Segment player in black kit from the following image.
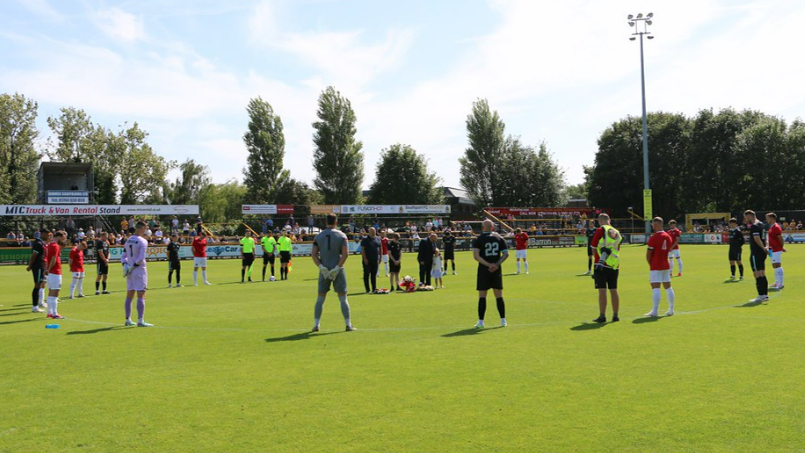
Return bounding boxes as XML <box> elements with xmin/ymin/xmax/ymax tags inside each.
<box><xmin>442</xmin><ymin>230</ymin><xmax>457</xmax><ymax>275</ymax></box>
<box><xmin>585</xmin><ymin>219</ymin><xmax>597</xmax><ymax>275</ymax></box>
<box><xmin>27</xmin><ymin>229</ymin><xmax>50</xmax><ymax>312</ymax></box>
<box><xmin>727</xmin><ymin>218</ymin><xmax>745</xmax><ymax>280</ymax></box>
<box><xmin>471</xmin><ymin>219</ymin><xmax>510</xmax><ymax>329</ymax></box>
<box><xmin>95</xmin><ymin>232</ymin><xmax>111</xmax><ymax>295</ymax></box>
<box><xmin>744</xmin><ymin>210</ymin><xmax>769</xmax><ymax>303</ymax></box>
<box><xmin>168</xmin><ymin>233</ymin><xmax>182</xmax><ymax>287</ymax></box>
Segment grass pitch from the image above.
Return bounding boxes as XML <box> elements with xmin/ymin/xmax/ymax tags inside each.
<box><xmin>1</xmin><ymin>245</ymin><xmax>804</xmax><ymax>452</ymax></box>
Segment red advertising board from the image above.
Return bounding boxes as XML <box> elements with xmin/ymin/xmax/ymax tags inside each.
<box><xmin>487</xmin><ymin>207</ymin><xmax>596</xmax><ymax>218</ymax></box>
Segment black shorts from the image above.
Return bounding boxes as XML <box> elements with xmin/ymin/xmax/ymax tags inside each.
<box><xmin>587</xmin><ymin>245</ymin><xmax>594</xmax><ymax>256</ymax></box>
<box><xmin>594</xmin><ymin>267</ymin><xmax>619</xmax><ymax>290</ymax></box>
<box><xmin>263</xmin><ymin>253</ymin><xmax>275</xmax><ymax>265</ymax></box>
<box><xmin>169</xmin><ymin>260</ymin><xmax>181</xmax><ymax>271</ymax></box>
<box><xmin>97</xmin><ymin>261</ymin><xmax>109</xmax><ymax>275</ymax></box>
<box><xmin>389</xmin><ymin>261</ymin><xmax>401</xmax><ymax>274</ymax></box>
<box><xmin>31</xmin><ymin>266</ymin><xmax>45</xmax><ymax>284</ymax></box>
<box><xmin>280</xmin><ymin>251</ymin><xmax>291</xmax><ymax>263</ymax></box>
<box><xmin>728</xmin><ymin>248</ymin><xmax>743</xmax><ymax>262</ymax></box>
<box><xmin>444</xmin><ymin>249</ymin><xmax>455</xmax><ymax>261</ymax></box>
<box><xmin>750</xmin><ymin>253</ymin><xmax>766</xmax><ymax>272</ymax></box>
<box><xmin>242</xmin><ymin>253</ymin><xmax>255</xmax><ymax>267</ymax></box>
<box><xmin>477</xmin><ymin>266</ymin><xmax>503</xmax><ymax>291</ymax></box>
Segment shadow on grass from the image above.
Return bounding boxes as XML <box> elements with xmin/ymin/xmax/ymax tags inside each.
<box><xmin>66</xmin><ymin>326</ymin><xmax>122</xmax><ymax>335</ymax></box>
<box><xmin>570</xmin><ymin>322</ymin><xmax>607</xmax><ymax>331</ymax></box>
<box><xmin>264</xmin><ymin>331</ymin><xmax>343</xmax><ymax>343</ymax></box>
<box><xmin>576</xmin><ymin>273</ymin><xmax>593</xmax><ymax>277</ymax></box>
<box><xmin>0</xmin><ymin>306</ymin><xmax>30</xmax><ymax>313</ymax></box>
<box><xmin>0</xmin><ymin>317</ymin><xmax>42</xmax><ymax>326</ymax></box>
<box><xmin>737</xmin><ymin>300</ymin><xmax>767</xmax><ymax>308</ymax></box>
<box><xmin>0</xmin><ymin>310</ymin><xmax>33</xmax><ymax>317</ymax></box>
<box><xmin>442</xmin><ymin>326</ymin><xmax>503</xmax><ymax>337</ymax></box>
<box><xmin>632</xmin><ymin>316</ymin><xmax>663</xmax><ymax>324</ymax></box>
<box><xmin>722</xmin><ymin>279</ymin><xmax>742</xmax><ymax>284</ymax></box>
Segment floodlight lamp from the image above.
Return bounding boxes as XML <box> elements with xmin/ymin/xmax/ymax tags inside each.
<box><xmin>637</xmin><ymin>13</ymin><xmax>643</xmax><ymax>19</ymax></box>
<box><xmin>647</xmin><ymin>12</ymin><xmax>653</xmax><ymax>18</ymax></box>
<box><xmin>647</xmin><ymin>20</ymin><xmax>652</xmax><ymax>25</ymax></box>
<box><xmin>629</xmin><ymin>37</ymin><xmax>636</xmax><ymax>41</ymax></box>
<box><xmin>647</xmin><ymin>35</ymin><xmax>655</xmax><ymax>39</ymax></box>
<box><xmin>628</xmin><ymin>14</ymin><xmax>634</xmax><ymax>20</ymax></box>
<box><xmin>629</xmin><ymin>21</ymin><xmax>635</xmax><ymax>26</ymax></box>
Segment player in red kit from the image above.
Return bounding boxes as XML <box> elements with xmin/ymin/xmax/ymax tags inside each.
<box><xmin>646</xmin><ymin>217</ymin><xmax>676</xmax><ymax>317</ymax></box>
<box><xmin>667</xmin><ymin>220</ymin><xmax>683</xmax><ymax>276</ymax></box>
<box><xmin>513</xmin><ymin>228</ymin><xmax>529</xmax><ymax>274</ymax></box>
<box><xmin>192</xmin><ymin>232</ymin><xmax>211</xmax><ymax>286</ymax></box>
<box><xmin>765</xmin><ymin>213</ymin><xmax>785</xmax><ymax>290</ymax></box>
<box><xmin>68</xmin><ymin>238</ymin><xmax>87</xmax><ymax>299</ymax></box>
<box><xmin>45</xmin><ymin>231</ymin><xmax>67</xmax><ymax>319</ymax></box>
<box><xmin>379</xmin><ymin>230</ymin><xmax>390</xmax><ymax>277</ymax></box>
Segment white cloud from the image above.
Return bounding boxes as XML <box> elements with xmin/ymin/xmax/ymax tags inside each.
<box><xmin>93</xmin><ymin>7</ymin><xmax>146</xmax><ymax>43</ymax></box>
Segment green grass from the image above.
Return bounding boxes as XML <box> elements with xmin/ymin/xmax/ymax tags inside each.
<box><xmin>1</xmin><ymin>245</ymin><xmax>804</xmax><ymax>452</ymax></box>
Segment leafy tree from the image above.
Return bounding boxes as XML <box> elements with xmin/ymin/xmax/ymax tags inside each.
<box><xmin>198</xmin><ymin>180</ymin><xmax>247</xmax><ymax>223</ymax></box>
<box><xmin>166</xmin><ymin>159</ymin><xmax>212</xmax><ymax>205</ymax></box>
<box><xmin>46</xmin><ymin>107</ymin><xmax>94</xmax><ymax>163</ymax></box>
<box><xmin>117</xmin><ymin>123</ymin><xmax>176</xmax><ymax>204</ymax></box>
<box><xmin>312</xmin><ymin>86</ymin><xmax>364</xmax><ymax>204</ymax></box>
<box><xmin>531</xmin><ymin>142</ymin><xmax>567</xmax><ymax>207</ymax></box>
<box><xmin>494</xmin><ymin>138</ymin><xmax>566</xmax><ymax>207</ymax></box>
<box><xmin>367</xmin><ymin>144</ymin><xmax>442</xmax><ymax>205</ymax></box>
<box><xmin>460</xmin><ymin>98</ymin><xmax>505</xmax><ymax>208</ymax></box>
<box><xmin>731</xmin><ymin>117</ymin><xmax>790</xmax><ymax>211</ymax></box>
<box><xmin>242</xmin><ymin>97</ymin><xmax>290</xmax><ymax>203</ymax></box>
<box><xmin>0</xmin><ymin>93</ymin><xmax>40</xmax><ymax>204</ymax></box>
<box><xmin>565</xmin><ymin>183</ymin><xmax>587</xmax><ymax>200</ymax></box>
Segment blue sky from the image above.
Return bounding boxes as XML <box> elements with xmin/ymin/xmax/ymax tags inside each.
<box><xmin>2</xmin><ymin>0</ymin><xmax>804</xmax><ymax>190</ymax></box>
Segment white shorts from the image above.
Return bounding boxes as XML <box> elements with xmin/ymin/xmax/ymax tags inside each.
<box><xmin>47</xmin><ymin>274</ymin><xmax>63</xmax><ymax>290</ymax></box>
<box><xmin>771</xmin><ymin>251</ymin><xmax>783</xmax><ymax>265</ymax></box>
<box><xmin>668</xmin><ymin>249</ymin><xmax>681</xmax><ymax>259</ymax></box>
<box><xmin>72</xmin><ymin>272</ymin><xmax>85</xmax><ymax>279</ymax></box>
<box><xmin>194</xmin><ymin>257</ymin><xmax>208</xmax><ymax>268</ymax></box>
<box><xmin>650</xmin><ymin>270</ymin><xmax>672</xmax><ymax>284</ymax></box>
<box><xmin>381</xmin><ymin>254</ymin><xmax>389</xmax><ymax>263</ymax></box>
<box><xmin>515</xmin><ymin>250</ymin><xmax>528</xmax><ymax>260</ymax></box>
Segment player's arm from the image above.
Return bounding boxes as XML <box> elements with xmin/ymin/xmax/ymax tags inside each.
<box><xmin>134</xmin><ymin>243</ymin><xmax>146</xmax><ymax>266</ymax></box>
<box><xmin>752</xmin><ymin>232</ymin><xmax>765</xmax><ymax>250</ymax></box>
<box><xmin>472</xmin><ymin>247</ymin><xmax>487</xmax><ymax>266</ymax></box>
<box><xmin>311</xmin><ymin>243</ymin><xmax>322</xmax><ymax>267</ymax></box>
<box><xmin>361</xmin><ymin>242</ymin><xmax>368</xmax><ymax>264</ymax></box>
<box><xmin>48</xmin><ymin>252</ymin><xmax>58</xmax><ymax>273</ymax></box>
<box><xmin>338</xmin><ymin>243</ymin><xmax>349</xmax><ymax>267</ymax></box>
<box><xmin>671</xmin><ymin>233</ymin><xmax>680</xmax><ymax>250</ymax></box>
<box><xmin>68</xmin><ymin>253</ymin><xmax>74</xmax><ymax>267</ymax></box>
<box><xmin>646</xmin><ymin>247</ymin><xmax>653</xmax><ymax>266</ymax></box>
<box><xmin>27</xmin><ymin>248</ymin><xmax>38</xmax><ymax>271</ymax></box>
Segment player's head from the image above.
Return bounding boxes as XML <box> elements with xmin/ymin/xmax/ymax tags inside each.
<box><xmin>326</xmin><ymin>213</ymin><xmax>337</xmax><ymax>227</ymax></box>
<box><xmin>135</xmin><ymin>222</ymin><xmax>147</xmax><ymax>235</ymax></box>
<box><xmin>392</xmin><ymin>232</ymin><xmax>400</xmax><ymax>241</ymax></box>
<box><xmin>245</xmin><ymin>229</ymin><xmax>252</xmax><ymax>237</ymax></box>
<box><xmin>380</xmin><ymin>229</ymin><xmax>386</xmax><ymax>238</ymax></box>
<box><xmin>429</xmin><ymin>232</ymin><xmax>438</xmax><ymax>242</ymax></box>
<box><xmin>482</xmin><ymin>219</ymin><xmax>494</xmax><ymax>232</ymax></box>
<box><xmin>199</xmin><ymin>231</ymin><xmax>207</xmax><ymax>238</ymax></box>
<box><xmin>652</xmin><ymin>217</ymin><xmax>664</xmax><ymax>232</ymax></box>
<box><xmin>40</xmin><ymin>228</ymin><xmax>51</xmax><ymax>241</ymax></box>
<box><xmin>515</xmin><ymin>228</ymin><xmax>522</xmax><ymax>234</ymax></box>
<box><xmin>589</xmin><ymin>219</ymin><xmax>596</xmax><ymax>227</ymax></box>
<box><xmin>598</xmin><ymin>213</ymin><xmax>611</xmax><ymax>225</ymax></box>
<box><xmin>744</xmin><ymin>210</ymin><xmax>756</xmax><ymax>223</ymax></box>
<box><xmin>54</xmin><ymin>230</ymin><xmax>66</xmax><ymax>245</ymax></box>
<box><xmin>766</xmin><ymin>212</ymin><xmax>777</xmax><ymax>223</ymax></box>
<box><xmin>729</xmin><ymin>218</ymin><xmax>738</xmax><ymax>226</ymax></box>
<box><xmin>100</xmin><ymin>231</ymin><xmax>108</xmax><ymax>239</ymax></box>
<box><xmin>78</xmin><ymin>237</ymin><xmax>88</xmax><ymax>250</ymax></box>
<box><xmin>445</xmin><ymin>229</ymin><xmax>452</xmax><ymax>236</ymax></box>
<box><xmin>171</xmin><ymin>233</ymin><xmax>178</xmax><ymax>241</ymax></box>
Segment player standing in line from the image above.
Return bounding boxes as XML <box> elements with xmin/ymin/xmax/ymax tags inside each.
<box><xmin>667</xmin><ymin>220</ymin><xmax>683</xmax><ymax>277</ymax></box>
<box><xmin>442</xmin><ymin>229</ymin><xmax>456</xmax><ymax>275</ymax></box>
<box><xmin>361</xmin><ymin>227</ymin><xmax>381</xmax><ymax>293</ymax></box>
<box><xmin>277</xmin><ymin>230</ymin><xmax>293</xmax><ymax>281</ymax></box>
<box><xmin>27</xmin><ymin>229</ymin><xmax>49</xmax><ymax>313</ymax></box>
<box><xmin>379</xmin><ymin>230</ymin><xmax>390</xmax><ymax>277</ymax></box>
<box><xmin>123</xmin><ymin>222</ymin><xmax>153</xmax><ymax>327</ymax></box>
<box><xmin>388</xmin><ymin>232</ymin><xmax>402</xmax><ymax>291</ymax></box>
<box><xmin>192</xmin><ymin>232</ymin><xmax>211</xmax><ymax>286</ymax></box>
<box><xmin>584</xmin><ymin>220</ymin><xmax>597</xmax><ymax>275</ymax></box>
<box><xmin>68</xmin><ymin>238</ymin><xmax>87</xmax><ymax>299</ymax></box>
<box><xmin>472</xmin><ymin>219</ymin><xmax>510</xmax><ymax>329</ymax></box>
<box><xmin>95</xmin><ymin>232</ymin><xmax>111</xmax><ymax>295</ymax></box>
<box><xmin>645</xmin><ymin>217</ymin><xmax>676</xmax><ymax>317</ymax></box>
<box><xmin>590</xmin><ymin>213</ymin><xmax>622</xmax><ymax>323</ymax></box>
<box><xmin>513</xmin><ymin>228</ymin><xmax>529</xmax><ymax>274</ymax></box>
<box><xmin>745</xmin><ymin>210</ymin><xmax>769</xmax><ymax>303</ymax></box>
<box><xmin>261</xmin><ymin>231</ymin><xmax>278</xmax><ymax>281</ymax></box>
<box><xmin>311</xmin><ymin>214</ymin><xmax>355</xmax><ymax>332</ymax></box>
<box><xmin>766</xmin><ymin>213</ymin><xmax>785</xmax><ymax>290</ymax></box>
<box><xmin>728</xmin><ymin>218</ymin><xmax>745</xmax><ymax>280</ymax></box>
<box><xmin>240</xmin><ymin>230</ymin><xmax>256</xmax><ymax>283</ymax></box>
<box><xmin>45</xmin><ymin>231</ymin><xmax>67</xmax><ymax>319</ymax></box>
<box><xmin>167</xmin><ymin>233</ymin><xmax>182</xmax><ymax>287</ymax></box>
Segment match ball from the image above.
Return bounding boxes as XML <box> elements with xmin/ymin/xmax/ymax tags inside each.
<box><xmin>269</xmin><ymin>276</ymin><xmax>276</xmax><ymax>282</ymax></box>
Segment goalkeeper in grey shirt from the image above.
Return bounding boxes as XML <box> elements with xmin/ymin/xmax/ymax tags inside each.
<box><xmin>311</xmin><ymin>213</ymin><xmax>356</xmax><ymax>332</ymax></box>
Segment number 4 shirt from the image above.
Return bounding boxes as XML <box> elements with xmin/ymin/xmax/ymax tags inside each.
<box><xmin>647</xmin><ymin>231</ymin><xmax>673</xmax><ymax>271</ymax></box>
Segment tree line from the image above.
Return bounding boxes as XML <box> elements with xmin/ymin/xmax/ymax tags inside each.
<box><xmin>585</xmin><ymin>108</ymin><xmax>805</xmax><ymax>218</ymax></box>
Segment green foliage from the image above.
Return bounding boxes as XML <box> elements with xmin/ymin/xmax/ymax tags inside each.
<box><xmin>198</xmin><ymin>180</ymin><xmax>247</xmax><ymax>223</ymax></box>
<box><xmin>460</xmin><ymin>98</ymin><xmax>505</xmax><ymax>208</ymax></box>
<box><xmin>0</xmin><ymin>93</ymin><xmax>40</xmax><ymax>204</ymax></box>
<box><xmin>367</xmin><ymin>144</ymin><xmax>442</xmax><ymax>204</ymax></box>
<box><xmin>242</xmin><ymin>97</ymin><xmax>291</xmax><ymax>203</ymax></box>
<box><xmin>565</xmin><ymin>183</ymin><xmax>587</xmax><ymax>200</ymax></box>
<box><xmin>312</xmin><ymin>86</ymin><xmax>364</xmax><ymax>204</ymax></box>
<box><xmin>46</xmin><ymin>107</ymin><xmax>94</xmax><ymax>163</ymax></box>
<box><xmin>166</xmin><ymin>159</ymin><xmax>212</xmax><ymax>205</ymax></box>
<box><xmin>117</xmin><ymin>123</ymin><xmax>176</xmax><ymax>204</ymax></box>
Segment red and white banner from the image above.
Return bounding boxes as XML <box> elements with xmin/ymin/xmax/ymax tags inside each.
<box><xmin>487</xmin><ymin>207</ymin><xmax>596</xmax><ymax>218</ymax></box>
<box><xmin>339</xmin><ymin>205</ymin><xmax>451</xmax><ymax>215</ymax></box>
<box><xmin>0</xmin><ymin>205</ymin><xmax>199</xmax><ymax>216</ymax></box>
<box><xmin>241</xmin><ymin>205</ymin><xmax>295</xmax><ymax>215</ymax></box>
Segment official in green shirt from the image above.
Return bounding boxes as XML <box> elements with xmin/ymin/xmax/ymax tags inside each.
<box><xmin>261</xmin><ymin>232</ymin><xmax>278</xmax><ymax>281</ymax></box>
<box><xmin>240</xmin><ymin>230</ymin><xmax>256</xmax><ymax>283</ymax></box>
<box><xmin>278</xmin><ymin>231</ymin><xmax>293</xmax><ymax>280</ymax></box>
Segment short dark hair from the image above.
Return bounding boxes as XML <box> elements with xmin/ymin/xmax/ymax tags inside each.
<box><xmin>514</xmin><ymin>228</ymin><xmax>521</xmax><ymax>233</ymax></box>
<box><xmin>54</xmin><ymin>231</ymin><xmax>65</xmax><ymax>238</ymax></box>
<box><xmin>729</xmin><ymin>218</ymin><xmax>738</xmax><ymax>223</ymax></box>
<box><xmin>744</xmin><ymin>210</ymin><xmax>756</xmax><ymax>217</ymax></box>
<box><xmin>766</xmin><ymin>212</ymin><xmax>777</xmax><ymax>220</ymax></box>
<box><xmin>326</xmin><ymin>213</ymin><xmax>337</xmax><ymax>225</ymax></box>
<box><xmin>135</xmin><ymin>221</ymin><xmax>147</xmax><ymax>229</ymax></box>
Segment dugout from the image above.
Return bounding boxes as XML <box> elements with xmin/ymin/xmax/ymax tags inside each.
<box><xmin>38</xmin><ymin>162</ymin><xmax>94</xmax><ymax>204</ymax></box>
<box><xmin>685</xmin><ymin>213</ymin><xmax>730</xmax><ymax>232</ymax></box>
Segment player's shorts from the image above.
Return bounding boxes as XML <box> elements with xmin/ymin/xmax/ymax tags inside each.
<box><xmin>194</xmin><ymin>257</ymin><xmax>208</xmax><ymax>268</ymax></box>
<box><xmin>242</xmin><ymin>252</ymin><xmax>255</xmax><ymax>267</ymax></box>
<box><xmin>649</xmin><ymin>269</ymin><xmax>671</xmax><ymax>284</ymax></box>
<box><xmin>126</xmin><ymin>268</ymin><xmax>148</xmax><ymax>292</ymax></box>
<box><xmin>587</xmin><ymin>245</ymin><xmax>594</xmax><ymax>256</ymax></box>
<box><xmin>31</xmin><ymin>266</ymin><xmax>45</xmax><ymax>284</ymax></box>
<box><xmin>515</xmin><ymin>249</ymin><xmax>527</xmax><ymax>260</ymax></box>
<box><xmin>280</xmin><ymin>251</ymin><xmax>291</xmax><ymax>263</ymax></box>
<box><xmin>477</xmin><ymin>266</ymin><xmax>503</xmax><ymax>291</ymax></box>
<box><xmin>47</xmin><ymin>274</ymin><xmax>62</xmax><ymax>290</ymax></box>
<box><xmin>381</xmin><ymin>254</ymin><xmax>389</xmax><ymax>263</ymax></box>
<box><xmin>318</xmin><ymin>269</ymin><xmax>348</xmax><ymax>294</ymax></box>
<box><xmin>389</xmin><ymin>260</ymin><xmax>401</xmax><ymax>274</ymax></box>
<box><xmin>750</xmin><ymin>253</ymin><xmax>766</xmax><ymax>272</ymax></box>
<box><xmin>668</xmin><ymin>249</ymin><xmax>681</xmax><ymax>259</ymax></box>
<box><xmin>97</xmin><ymin>261</ymin><xmax>109</xmax><ymax>275</ymax></box>
<box><xmin>728</xmin><ymin>247</ymin><xmax>742</xmax><ymax>262</ymax></box>
<box><xmin>594</xmin><ymin>267</ymin><xmax>618</xmax><ymax>290</ymax></box>
<box><xmin>444</xmin><ymin>249</ymin><xmax>455</xmax><ymax>261</ymax></box>
<box><xmin>770</xmin><ymin>251</ymin><xmax>783</xmax><ymax>265</ymax></box>
<box><xmin>169</xmin><ymin>259</ymin><xmax>181</xmax><ymax>271</ymax></box>
<box><xmin>263</xmin><ymin>253</ymin><xmax>275</xmax><ymax>265</ymax></box>
<box><xmin>72</xmin><ymin>271</ymin><xmax>85</xmax><ymax>279</ymax></box>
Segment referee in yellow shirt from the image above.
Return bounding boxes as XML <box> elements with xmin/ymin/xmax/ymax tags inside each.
<box><xmin>261</xmin><ymin>231</ymin><xmax>278</xmax><ymax>281</ymax></box>
<box><xmin>278</xmin><ymin>230</ymin><xmax>293</xmax><ymax>280</ymax></box>
<box><xmin>240</xmin><ymin>230</ymin><xmax>256</xmax><ymax>283</ymax></box>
